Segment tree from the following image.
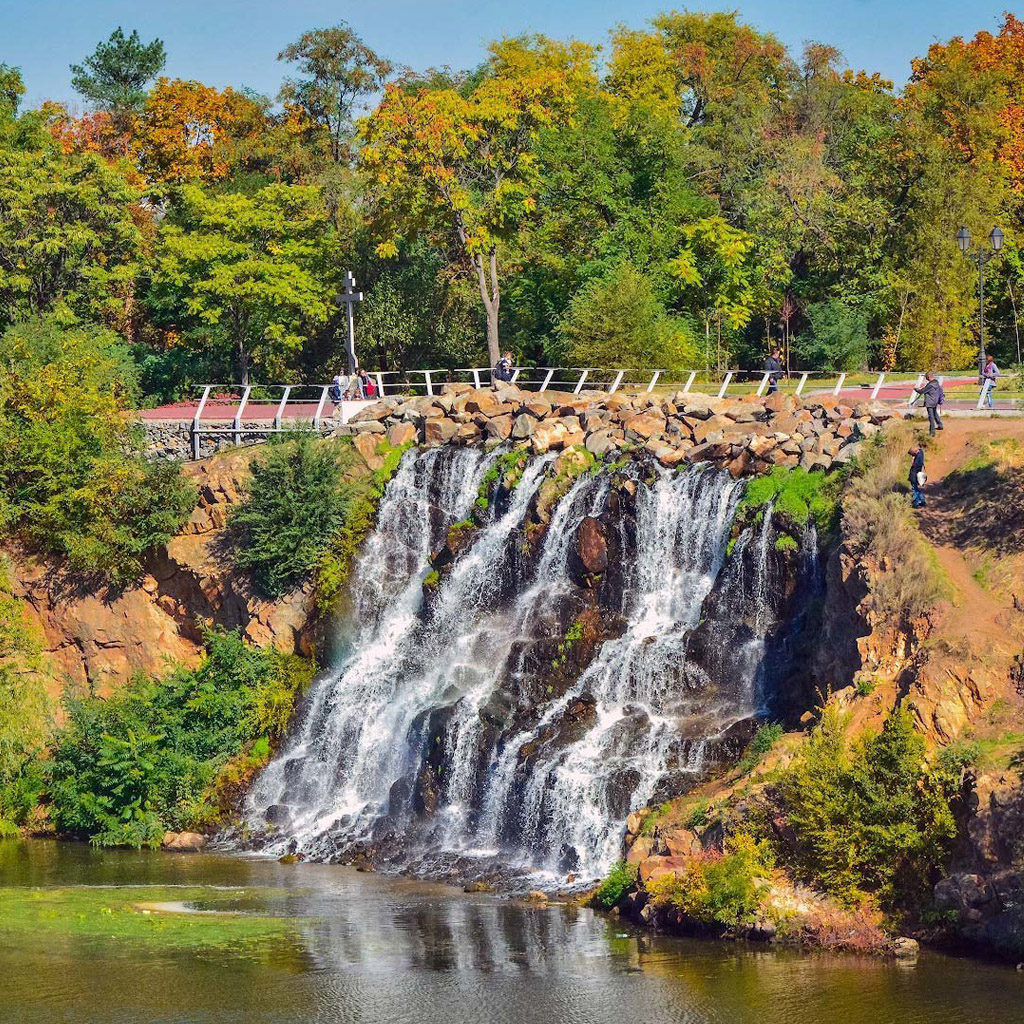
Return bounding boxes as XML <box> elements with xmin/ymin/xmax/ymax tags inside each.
<box><xmin>278</xmin><ymin>23</ymin><xmax>393</xmax><ymax>164</ymax></box>
<box><xmin>557</xmin><ymin>263</ymin><xmax>695</xmax><ymax>375</ymax></box>
<box><xmin>148</xmin><ymin>183</ymin><xmax>338</xmax><ymax>383</ymax></box>
<box><xmin>0</xmin><ymin>147</ymin><xmax>142</xmax><ymax>332</ymax></box>
<box><xmin>136</xmin><ymin>78</ymin><xmax>241</xmax><ymax>184</ymax></box>
<box><xmin>70</xmin><ymin>27</ymin><xmax>165</xmax><ymax>117</ymax></box>
<box><xmin>0</xmin><ymin>318</ymin><xmax>194</xmax><ymax>586</ymax></box>
<box><xmin>792</xmin><ymin>298</ymin><xmax>870</xmax><ymax>370</ymax></box>
<box><xmin>360</xmin><ymin>37</ymin><xmax>589</xmax><ymax>364</ymax></box>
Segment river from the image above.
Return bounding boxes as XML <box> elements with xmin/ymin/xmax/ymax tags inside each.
<box><xmin>0</xmin><ymin>842</ymin><xmax>1020</xmax><ymax>1024</ymax></box>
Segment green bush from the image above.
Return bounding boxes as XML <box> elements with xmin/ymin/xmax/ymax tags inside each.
<box><xmin>47</xmin><ymin>630</ymin><xmax>312</xmax><ymax>846</ymax></box>
<box><xmin>737</xmin><ymin>722</ymin><xmax>784</xmax><ymax>774</ymax></box>
<box><xmin>232</xmin><ymin>434</ymin><xmax>367</xmax><ymax>598</ymax></box>
<box><xmin>739</xmin><ymin>466</ymin><xmax>840</xmax><ymax>535</ymax></box>
<box><xmin>775</xmin><ymin>706</ymin><xmax>960</xmax><ymax>909</ymax></box>
<box><xmin>557</xmin><ymin>264</ymin><xmax>696</xmax><ymax>378</ymax></box>
<box><xmin>646</xmin><ymin>833</ymin><xmax>774</xmax><ymax>928</ymax></box>
<box><xmin>594</xmin><ymin>860</ymin><xmax>638</xmax><ymax>908</ymax></box>
<box><xmin>0</xmin><ymin>318</ymin><xmax>195</xmax><ymax>586</ymax></box>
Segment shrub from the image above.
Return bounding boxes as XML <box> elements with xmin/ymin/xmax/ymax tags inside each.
<box><xmin>47</xmin><ymin>630</ymin><xmax>312</xmax><ymax>846</ymax></box>
<box><xmin>646</xmin><ymin>833</ymin><xmax>774</xmax><ymax>928</ymax></box>
<box><xmin>0</xmin><ymin>318</ymin><xmax>195</xmax><ymax>585</ymax></box>
<box><xmin>594</xmin><ymin>860</ymin><xmax>637</xmax><ymax>908</ymax></box>
<box><xmin>775</xmin><ymin>706</ymin><xmax>960</xmax><ymax>909</ymax></box>
<box><xmin>737</xmin><ymin>722</ymin><xmax>783</xmax><ymax>774</ymax></box>
<box><xmin>557</xmin><ymin>264</ymin><xmax>696</xmax><ymax>378</ymax></box>
<box><xmin>231</xmin><ymin>434</ymin><xmax>366</xmax><ymax>598</ymax></box>
<box><xmin>739</xmin><ymin>466</ymin><xmax>841</xmax><ymax>536</ymax></box>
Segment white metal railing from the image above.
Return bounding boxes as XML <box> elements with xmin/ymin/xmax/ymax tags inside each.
<box><xmin>173</xmin><ymin>368</ymin><xmax>1023</xmax><ymax>458</ymax></box>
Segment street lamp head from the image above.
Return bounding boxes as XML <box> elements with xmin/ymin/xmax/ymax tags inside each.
<box><xmin>990</xmin><ymin>226</ymin><xmax>1005</xmax><ymax>252</ymax></box>
<box><xmin>956</xmin><ymin>226</ymin><xmax>971</xmax><ymax>253</ymax></box>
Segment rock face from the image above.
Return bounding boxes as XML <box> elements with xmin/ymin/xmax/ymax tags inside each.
<box><xmin>6</xmin><ymin>448</ymin><xmax>324</xmax><ymax>693</ymax></box>
<box><xmin>343</xmin><ymin>385</ymin><xmax>896</xmax><ymax>478</ymax></box>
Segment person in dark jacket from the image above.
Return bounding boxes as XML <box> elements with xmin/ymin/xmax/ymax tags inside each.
<box><xmin>764</xmin><ymin>349</ymin><xmax>784</xmax><ymax>394</ymax></box>
<box><xmin>908</xmin><ymin>446</ymin><xmax>926</xmax><ymax>508</ymax></box>
<box><xmin>912</xmin><ymin>371</ymin><xmax>944</xmax><ymax>436</ymax></box>
<box><xmin>492</xmin><ymin>351</ymin><xmax>514</xmax><ymax>387</ymax></box>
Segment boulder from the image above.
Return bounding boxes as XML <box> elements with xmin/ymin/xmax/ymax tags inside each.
<box><xmin>466</xmin><ymin>391</ymin><xmax>502</xmax><ymax>416</ymax></box>
<box><xmin>573</xmin><ymin>517</ymin><xmax>608</xmax><ymax>575</ymax></box>
<box><xmin>585</xmin><ymin>431</ymin><xmax>618</xmax><ymax>457</ymax></box>
<box><xmin>623</xmin><ymin>411</ymin><xmax>667</xmax><ymax>441</ymax></box>
<box><xmin>353</xmin><ymin>432</ymin><xmax>383</xmax><ymax>468</ymax></box>
<box><xmin>387</xmin><ymin>421</ymin><xmax>418</xmax><ymax>447</ymax></box>
<box><xmin>424</xmin><ymin>417</ymin><xmax>459</xmax><ymax>446</ymax></box>
<box><xmin>531</xmin><ymin>419</ymin><xmax>567</xmax><ymax>453</ymax></box>
<box><xmin>485</xmin><ymin>414</ymin><xmax>514</xmax><ymax>441</ymax></box>
<box><xmin>511</xmin><ymin>413</ymin><xmax>536</xmax><ymax>439</ymax></box>
<box><xmin>524</xmin><ymin>397</ymin><xmax>552</xmax><ymax>419</ymax></box>
<box><xmin>162</xmin><ymin>831</ymin><xmax>207</xmax><ymax>853</ymax></box>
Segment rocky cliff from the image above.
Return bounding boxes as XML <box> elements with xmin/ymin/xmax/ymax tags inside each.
<box><xmin>6</xmin><ymin>448</ymin><xmax>318</xmax><ymax>694</ymax></box>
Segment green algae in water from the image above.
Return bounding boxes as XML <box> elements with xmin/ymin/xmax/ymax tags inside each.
<box><xmin>0</xmin><ymin>885</ymin><xmax>303</xmax><ymax>953</ymax></box>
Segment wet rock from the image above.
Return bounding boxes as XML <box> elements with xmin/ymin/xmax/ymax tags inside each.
<box><xmin>570</xmin><ymin>516</ymin><xmax>608</xmax><ymax>577</ymax></box>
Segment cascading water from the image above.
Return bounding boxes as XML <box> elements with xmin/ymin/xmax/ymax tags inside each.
<box><xmin>246</xmin><ymin>449</ymin><xmax>797</xmax><ymax>880</ymax></box>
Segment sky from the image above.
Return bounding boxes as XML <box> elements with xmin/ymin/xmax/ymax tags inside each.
<box><xmin>0</xmin><ymin>0</ymin><xmax>1015</xmax><ymax>109</ymax></box>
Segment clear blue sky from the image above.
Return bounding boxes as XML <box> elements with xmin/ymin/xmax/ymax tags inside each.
<box><xmin>0</xmin><ymin>0</ymin><xmax>1015</xmax><ymax>109</ymax></box>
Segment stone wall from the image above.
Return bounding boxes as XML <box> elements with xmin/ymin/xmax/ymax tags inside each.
<box><xmin>141</xmin><ymin>420</ymin><xmax>330</xmax><ymax>461</ymax></box>
<box><xmin>341</xmin><ymin>383</ymin><xmax>899</xmax><ymax>477</ymax></box>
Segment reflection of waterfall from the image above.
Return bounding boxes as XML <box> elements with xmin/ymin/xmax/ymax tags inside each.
<box><xmin>246</xmin><ymin>450</ymin><xmax>783</xmax><ymax>879</ymax></box>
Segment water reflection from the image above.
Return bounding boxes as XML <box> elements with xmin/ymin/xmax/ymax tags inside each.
<box><xmin>1</xmin><ymin>843</ymin><xmax>1022</xmax><ymax>1024</ymax></box>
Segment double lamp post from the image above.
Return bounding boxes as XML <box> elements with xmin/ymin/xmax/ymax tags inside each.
<box><xmin>956</xmin><ymin>224</ymin><xmax>1004</xmax><ymax>376</ymax></box>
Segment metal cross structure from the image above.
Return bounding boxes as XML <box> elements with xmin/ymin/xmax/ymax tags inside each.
<box><xmin>340</xmin><ymin>271</ymin><xmax>364</xmax><ymax>374</ymax></box>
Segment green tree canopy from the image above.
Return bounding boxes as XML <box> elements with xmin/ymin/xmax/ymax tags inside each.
<box><xmin>147</xmin><ymin>183</ymin><xmax>339</xmax><ymax>383</ymax></box>
<box><xmin>70</xmin><ymin>27</ymin><xmax>166</xmax><ymax>114</ymax></box>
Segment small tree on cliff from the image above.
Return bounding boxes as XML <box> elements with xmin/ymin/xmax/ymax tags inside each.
<box><xmin>359</xmin><ymin>37</ymin><xmax>590</xmax><ymax>365</ymax></box>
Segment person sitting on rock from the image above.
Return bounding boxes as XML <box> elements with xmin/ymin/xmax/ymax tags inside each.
<box><xmin>908</xmin><ymin>446</ymin><xmax>926</xmax><ymax>508</ymax></box>
<box><xmin>912</xmin><ymin>371</ymin><xmax>944</xmax><ymax>436</ymax></box>
<box><xmin>492</xmin><ymin>351</ymin><xmax>515</xmax><ymax>387</ymax></box>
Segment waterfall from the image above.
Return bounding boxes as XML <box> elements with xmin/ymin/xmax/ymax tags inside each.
<box><xmin>246</xmin><ymin>450</ymin><xmax>783</xmax><ymax>879</ymax></box>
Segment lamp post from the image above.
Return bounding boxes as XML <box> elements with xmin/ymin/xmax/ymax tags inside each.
<box><xmin>956</xmin><ymin>225</ymin><xmax>1004</xmax><ymax>377</ymax></box>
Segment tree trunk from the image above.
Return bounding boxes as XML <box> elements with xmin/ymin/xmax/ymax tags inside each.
<box><xmin>472</xmin><ymin>248</ymin><xmax>501</xmax><ymax>366</ymax></box>
<box><xmin>236</xmin><ymin>338</ymin><xmax>250</xmax><ymax>387</ymax></box>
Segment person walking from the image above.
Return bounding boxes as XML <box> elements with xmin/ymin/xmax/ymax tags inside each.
<box><xmin>764</xmin><ymin>349</ymin><xmax>784</xmax><ymax>395</ymax></box>
<box><xmin>980</xmin><ymin>354</ymin><xmax>1000</xmax><ymax>409</ymax></box>
<box><xmin>912</xmin><ymin>371</ymin><xmax>944</xmax><ymax>436</ymax></box>
<box><xmin>908</xmin><ymin>446</ymin><xmax>927</xmax><ymax>508</ymax></box>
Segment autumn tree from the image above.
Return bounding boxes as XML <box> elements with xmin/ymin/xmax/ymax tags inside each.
<box><xmin>360</xmin><ymin>36</ymin><xmax>590</xmax><ymax>364</ymax></box>
<box><xmin>147</xmin><ymin>184</ymin><xmax>338</xmax><ymax>384</ymax></box>
<box><xmin>135</xmin><ymin>78</ymin><xmax>248</xmax><ymax>184</ymax></box>
<box><xmin>278</xmin><ymin>23</ymin><xmax>393</xmax><ymax>164</ymax></box>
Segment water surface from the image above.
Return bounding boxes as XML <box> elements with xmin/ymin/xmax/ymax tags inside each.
<box><xmin>1</xmin><ymin>842</ymin><xmax>1021</xmax><ymax>1024</ymax></box>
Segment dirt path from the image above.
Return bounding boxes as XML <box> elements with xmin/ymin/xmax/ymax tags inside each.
<box><xmin>915</xmin><ymin>419</ymin><xmax>1024</xmax><ymax>660</ymax></box>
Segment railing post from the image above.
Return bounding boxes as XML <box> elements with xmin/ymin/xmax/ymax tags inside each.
<box><xmin>540</xmin><ymin>369</ymin><xmax>555</xmax><ymax>392</ymax></box>
<box><xmin>795</xmin><ymin>373</ymin><xmax>808</xmax><ymax>397</ymax></box>
<box><xmin>273</xmin><ymin>385</ymin><xmax>292</xmax><ymax>431</ymax></box>
<box><xmin>424</xmin><ymin>370</ymin><xmax>434</xmax><ymax>397</ymax></box>
<box><xmin>908</xmin><ymin>374</ymin><xmax>924</xmax><ymax>407</ymax></box>
<box><xmin>312</xmin><ymin>385</ymin><xmax>330</xmax><ymax>431</ymax></box>
<box><xmin>510</xmin><ymin>368</ymin><xmax>522</xmax><ymax>384</ymax></box>
<box><xmin>374</xmin><ymin>372</ymin><xmax>385</xmax><ymax>397</ymax></box>
<box><xmin>191</xmin><ymin>385</ymin><xmax>212</xmax><ymax>460</ymax></box>
<box><xmin>833</xmin><ymin>373</ymin><xmax>847</xmax><ymax>396</ymax></box>
<box><xmin>683</xmin><ymin>370</ymin><xmax>697</xmax><ymax>394</ymax></box>
<box><xmin>471</xmin><ymin>368</ymin><xmax>481</xmax><ymax>389</ymax></box>
<box><xmin>755</xmin><ymin>371</ymin><xmax>771</xmax><ymax>397</ymax></box>
<box><xmin>233</xmin><ymin>386</ymin><xmax>251</xmax><ymax>446</ymax></box>
<box><xmin>646</xmin><ymin>370</ymin><xmax>662</xmax><ymax>393</ymax></box>
<box><xmin>573</xmin><ymin>369</ymin><xmax>589</xmax><ymax>395</ymax></box>
<box><xmin>609</xmin><ymin>370</ymin><xmax>625</xmax><ymax>394</ymax></box>
<box><xmin>717</xmin><ymin>371</ymin><xmax>733</xmax><ymax>399</ymax></box>
<box><xmin>870</xmin><ymin>373</ymin><xmax>885</xmax><ymax>400</ymax></box>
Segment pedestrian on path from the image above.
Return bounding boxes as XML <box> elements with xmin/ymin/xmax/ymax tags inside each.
<box><xmin>980</xmin><ymin>354</ymin><xmax>1000</xmax><ymax>409</ymax></box>
<box><xmin>908</xmin><ymin>446</ymin><xmax>927</xmax><ymax>508</ymax></box>
<box><xmin>913</xmin><ymin>371</ymin><xmax>944</xmax><ymax>436</ymax></box>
